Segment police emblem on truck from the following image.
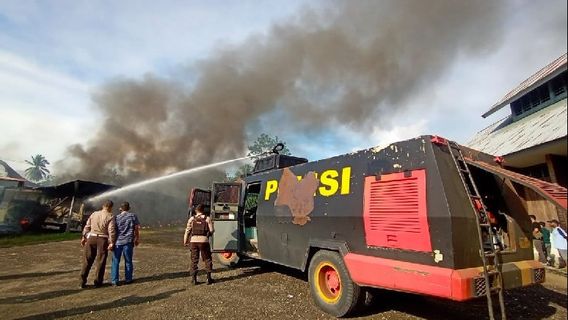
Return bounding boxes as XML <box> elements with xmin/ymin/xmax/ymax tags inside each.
<box><xmin>264</xmin><ymin>166</ymin><xmax>352</xmax><ymax>225</ymax></box>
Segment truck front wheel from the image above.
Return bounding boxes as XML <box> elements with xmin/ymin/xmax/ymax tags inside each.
<box><xmin>215</xmin><ymin>252</ymin><xmax>240</xmax><ymax>267</ymax></box>
<box><xmin>308</xmin><ymin>250</ymin><xmax>361</xmax><ymax>317</ymax></box>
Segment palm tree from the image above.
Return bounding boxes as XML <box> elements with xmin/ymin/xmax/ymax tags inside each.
<box><xmin>25</xmin><ymin>154</ymin><xmax>50</xmax><ymax>182</ymax></box>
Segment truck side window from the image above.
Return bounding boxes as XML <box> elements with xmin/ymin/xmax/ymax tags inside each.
<box><xmin>244</xmin><ymin>183</ymin><xmax>261</xmax><ymax>227</ymax></box>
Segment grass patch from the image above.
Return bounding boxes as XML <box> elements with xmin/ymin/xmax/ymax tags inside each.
<box><xmin>0</xmin><ymin>232</ymin><xmax>81</xmax><ymax>248</ymax></box>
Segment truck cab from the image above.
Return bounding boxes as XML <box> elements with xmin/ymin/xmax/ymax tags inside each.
<box><xmin>188</xmin><ymin>181</ymin><xmax>254</xmax><ymax>265</ymax></box>
<box><xmin>188</xmin><ymin>154</ymin><xmax>307</xmax><ymax>265</ymax></box>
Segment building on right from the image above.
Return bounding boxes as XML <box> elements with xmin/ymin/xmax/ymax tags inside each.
<box><xmin>468</xmin><ymin>53</ymin><xmax>567</xmax><ymax>228</ymax></box>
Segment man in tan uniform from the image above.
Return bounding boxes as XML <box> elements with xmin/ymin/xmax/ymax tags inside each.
<box><xmin>184</xmin><ymin>204</ymin><xmax>214</xmax><ymax>285</ymax></box>
<box><xmin>80</xmin><ymin>200</ymin><xmax>116</xmax><ymax>288</ymax></box>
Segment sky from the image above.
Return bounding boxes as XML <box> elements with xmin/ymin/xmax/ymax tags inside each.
<box><xmin>0</xmin><ymin>0</ymin><xmax>566</xmax><ymax>178</ymax></box>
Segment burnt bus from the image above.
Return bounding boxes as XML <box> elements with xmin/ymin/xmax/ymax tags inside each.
<box><xmin>189</xmin><ymin>135</ymin><xmax>567</xmax><ymax>318</ymax></box>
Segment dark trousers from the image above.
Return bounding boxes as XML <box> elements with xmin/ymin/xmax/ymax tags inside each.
<box><xmin>190</xmin><ymin>242</ymin><xmax>213</xmax><ymax>275</ymax></box>
<box><xmin>80</xmin><ymin>237</ymin><xmax>109</xmax><ymax>285</ymax></box>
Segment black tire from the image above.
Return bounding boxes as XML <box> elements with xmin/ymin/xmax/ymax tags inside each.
<box><xmin>215</xmin><ymin>252</ymin><xmax>240</xmax><ymax>267</ymax></box>
<box><xmin>308</xmin><ymin>250</ymin><xmax>362</xmax><ymax>317</ymax></box>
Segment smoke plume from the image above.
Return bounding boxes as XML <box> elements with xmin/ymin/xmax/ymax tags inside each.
<box><xmin>59</xmin><ymin>1</ymin><xmax>506</xmax><ymax>184</ymax></box>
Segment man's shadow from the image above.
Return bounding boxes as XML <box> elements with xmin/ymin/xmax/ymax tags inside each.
<box><xmin>0</xmin><ymin>289</ymin><xmax>82</xmax><ymax>305</ymax></box>
<box><xmin>15</xmin><ymin>289</ymin><xmax>185</xmax><ymax>320</ymax></box>
<box><xmin>0</xmin><ymin>270</ymin><xmax>78</xmax><ymax>281</ymax></box>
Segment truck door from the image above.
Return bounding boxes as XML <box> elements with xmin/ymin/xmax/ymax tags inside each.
<box><xmin>210</xmin><ymin>182</ymin><xmax>242</xmax><ymax>252</ymax></box>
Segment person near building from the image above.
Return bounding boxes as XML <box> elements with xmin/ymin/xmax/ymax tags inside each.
<box><xmin>529</xmin><ymin>215</ymin><xmax>546</xmax><ymax>264</ymax></box>
<box><xmin>549</xmin><ymin>219</ymin><xmax>567</xmax><ymax>268</ymax></box>
<box><xmin>539</xmin><ymin>221</ymin><xmax>552</xmax><ymax>266</ymax></box>
<box><xmin>80</xmin><ymin>200</ymin><xmax>116</xmax><ymax>288</ymax></box>
<box><xmin>111</xmin><ymin>201</ymin><xmax>141</xmax><ymax>286</ymax></box>
<box><xmin>183</xmin><ymin>204</ymin><xmax>214</xmax><ymax>285</ymax></box>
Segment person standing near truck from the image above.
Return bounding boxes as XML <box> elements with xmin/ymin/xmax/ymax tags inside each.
<box><xmin>111</xmin><ymin>201</ymin><xmax>140</xmax><ymax>286</ymax></box>
<box><xmin>529</xmin><ymin>215</ymin><xmax>547</xmax><ymax>264</ymax></box>
<box><xmin>80</xmin><ymin>200</ymin><xmax>116</xmax><ymax>288</ymax></box>
<box><xmin>540</xmin><ymin>221</ymin><xmax>552</xmax><ymax>266</ymax></box>
<box><xmin>549</xmin><ymin>219</ymin><xmax>567</xmax><ymax>268</ymax></box>
<box><xmin>183</xmin><ymin>204</ymin><xmax>214</xmax><ymax>285</ymax></box>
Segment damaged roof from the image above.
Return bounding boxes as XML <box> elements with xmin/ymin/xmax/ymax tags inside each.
<box><xmin>0</xmin><ymin>159</ymin><xmax>38</xmax><ymax>188</ymax></box>
<box><xmin>482</xmin><ymin>53</ymin><xmax>567</xmax><ymax>118</ymax></box>
<box><xmin>38</xmin><ymin>180</ymin><xmax>115</xmax><ymax>198</ymax></box>
<box><xmin>467</xmin><ymin>99</ymin><xmax>567</xmax><ymax>156</ymax></box>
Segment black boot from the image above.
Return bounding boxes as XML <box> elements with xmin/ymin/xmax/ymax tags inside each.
<box><xmin>191</xmin><ymin>274</ymin><xmax>198</xmax><ymax>285</ymax></box>
<box><xmin>206</xmin><ymin>272</ymin><xmax>214</xmax><ymax>285</ymax></box>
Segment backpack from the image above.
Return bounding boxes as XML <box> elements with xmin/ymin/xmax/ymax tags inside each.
<box><xmin>191</xmin><ymin>216</ymin><xmax>210</xmax><ymax>237</ymax></box>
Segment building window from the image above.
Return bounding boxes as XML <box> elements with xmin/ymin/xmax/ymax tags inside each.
<box><xmin>550</xmin><ymin>72</ymin><xmax>567</xmax><ymax>97</ymax></box>
<box><xmin>510</xmin><ymin>71</ymin><xmax>567</xmax><ymax>120</ymax></box>
<box><xmin>511</xmin><ymin>82</ymin><xmax>551</xmax><ymax>116</ymax></box>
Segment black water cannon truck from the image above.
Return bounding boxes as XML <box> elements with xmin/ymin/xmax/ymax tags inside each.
<box><xmin>188</xmin><ymin>135</ymin><xmax>567</xmax><ymax>319</ymax></box>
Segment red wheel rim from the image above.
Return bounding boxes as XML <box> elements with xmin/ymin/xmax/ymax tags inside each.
<box><xmin>323</xmin><ymin>267</ymin><xmax>340</xmax><ymax>297</ymax></box>
<box><xmin>315</xmin><ymin>262</ymin><xmax>341</xmax><ymax>303</ymax></box>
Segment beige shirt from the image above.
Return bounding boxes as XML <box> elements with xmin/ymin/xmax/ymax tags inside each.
<box><xmin>83</xmin><ymin>209</ymin><xmax>116</xmax><ymax>243</ymax></box>
<box><xmin>184</xmin><ymin>214</ymin><xmax>214</xmax><ymax>243</ymax></box>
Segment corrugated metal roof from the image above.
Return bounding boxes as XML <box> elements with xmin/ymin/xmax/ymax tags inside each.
<box><xmin>38</xmin><ymin>180</ymin><xmax>115</xmax><ymax>197</ymax></box>
<box><xmin>467</xmin><ymin>98</ymin><xmax>567</xmax><ymax>156</ymax></box>
<box><xmin>482</xmin><ymin>53</ymin><xmax>567</xmax><ymax>118</ymax></box>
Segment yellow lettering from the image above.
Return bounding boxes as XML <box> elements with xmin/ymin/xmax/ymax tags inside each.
<box><xmin>263</xmin><ymin>168</ymin><xmax>350</xmax><ymax>200</ymax></box>
<box><xmin>319</xmin><ymin>170</ymin><xmax>339</xmax><ymax>197</ymax></box>
<box><xmin>264</xmin><ymin>180</ymin><xmax>278</xmax><ymax>200</ymax></box>
<box><xmin>313</xmin><ymin>173</ymin><xmax>318</xmax><ymax>196</ymax></box>
<box><xmin>340</xmin><ymin>167</ymin><xmax>351</xmax><ymax>195</ymax></box>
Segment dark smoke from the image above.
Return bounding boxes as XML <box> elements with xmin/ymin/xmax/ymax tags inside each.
<box><xmin>58</xmin><ymin>1</ymin><xmax>506</xmax><ymax>184</ymax></box>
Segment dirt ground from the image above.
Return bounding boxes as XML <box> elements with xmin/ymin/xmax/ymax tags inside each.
<box><xmin>0</xmin><ymin>229</ymin><xmax>566</xmax><ymax>320</ymax></box>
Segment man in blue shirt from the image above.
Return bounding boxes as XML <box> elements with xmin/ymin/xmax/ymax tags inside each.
<box><xmin>111</xmin><ymin>202</ymin><xmax>140</xmax><ymax>285</ymax></box>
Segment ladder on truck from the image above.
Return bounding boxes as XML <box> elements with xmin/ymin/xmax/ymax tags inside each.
<box><xmin>446</xmin><ymin>140</ymin><xmax>507</xmax><ymax>320</ymax></box>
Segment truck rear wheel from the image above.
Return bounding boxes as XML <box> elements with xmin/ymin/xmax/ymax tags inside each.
<box><xmin>216</xmin><ymin>252</ymin><xmax>240</xmax><ymax>267</ymax></box>
<box><xmin>308</xmin><ymin>250</ymin><xmax>361</xmax><ymax>317</ymax></box>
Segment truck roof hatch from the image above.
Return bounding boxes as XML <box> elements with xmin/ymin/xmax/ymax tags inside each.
<box><xmin>252</xmin><ymin>154</ymin><xmax>308</xmax><ymax>174</ymax></box>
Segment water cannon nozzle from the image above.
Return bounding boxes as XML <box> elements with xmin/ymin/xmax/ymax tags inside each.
<box><xmin>272</xmin><ymin>143</ymin><xmax>285</xmax><ymax>155</ymax></box>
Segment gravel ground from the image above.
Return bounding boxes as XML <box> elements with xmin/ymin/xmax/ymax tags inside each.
<box><xmin>0</xmin><ymin>229</ymin><xmax>566</xmax><ymax>320</ymax></box>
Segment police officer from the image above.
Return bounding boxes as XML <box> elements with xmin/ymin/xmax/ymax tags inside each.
<box><xmin>80</xmin><ymin>200</ymin><xmax>116</xmax><ymax>288</ymax></box>
<box><xmin>183</xmin><ymin>204</ymin><xmax>214</xmax><ymax>285</ymax></box>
